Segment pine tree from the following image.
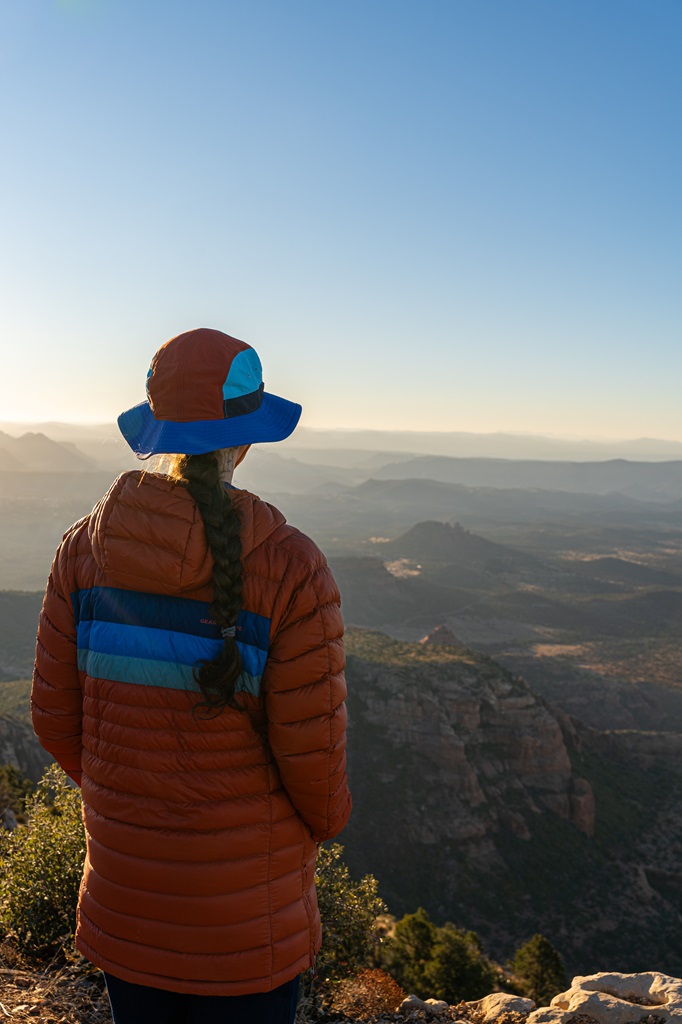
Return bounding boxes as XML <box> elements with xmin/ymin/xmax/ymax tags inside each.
<box><xmin>512</xmin><ymin>934</ymin><xmax>567</xmax><ymax>1005</ymax></box>
<box><xmin>384</xmin><ymin>906</ymin><xmax>437</xmax><ymax>995</ymax></box>
<box><xmin>424</xmin><ymin>922</ymin><xmax>497</xmax><ymax>1003</ymax></box>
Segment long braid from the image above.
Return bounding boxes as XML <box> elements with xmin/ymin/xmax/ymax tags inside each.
<box><xmin>170</xmin><ymin>452</ymin><xmax>243</xmax><ymax>715</ymax></box>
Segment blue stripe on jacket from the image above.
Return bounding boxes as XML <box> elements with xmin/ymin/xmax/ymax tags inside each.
<box><xmin>72</xmin><ymin>586</ymin><xmax>269</xmax><ymax>695</ymax></box>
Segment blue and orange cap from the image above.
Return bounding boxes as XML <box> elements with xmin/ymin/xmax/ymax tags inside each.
<box><xmin>118</xmin><ymin>328</ymin><xmax>302</xmax><ymax>459</ymax></box>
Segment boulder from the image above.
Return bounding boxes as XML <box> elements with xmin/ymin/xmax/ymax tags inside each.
<box><xmin>527</xmin><ymin>972</ymin><xmax>682</xmax><ymax>1024</ymax></box>
<box><xmin>399</xmin><ymin>994</ymin><xmax>450</xmax><ymax>1015</ymax></box>
<box><xmin>468</xmin><ymin>992</ymin><xmax>536</xmax><ymax>1020</ymax></box>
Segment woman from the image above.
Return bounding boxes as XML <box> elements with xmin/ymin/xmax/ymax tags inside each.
<box><xmin>31</xmin><ymin>328</ymin><xmax>352</xmax><ymax>1024</ymax></box>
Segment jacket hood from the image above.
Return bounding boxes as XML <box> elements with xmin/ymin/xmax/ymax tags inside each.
<box><xmin>88</xmin><ymin>471</ymin><xmax>286</xmax><ymax>594</ymax></box>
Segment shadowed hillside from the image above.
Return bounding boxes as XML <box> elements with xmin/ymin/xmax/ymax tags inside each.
<box><xmin>341</xmin><ymin>629</ymin><xmax>682</xmax><ymax>977</ymax></box>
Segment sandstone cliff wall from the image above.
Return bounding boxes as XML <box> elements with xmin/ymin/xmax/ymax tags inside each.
<box><xmin>340</xmin><ymin>630</ymin><xmax>682</xmax><ymax>977</ymax></box>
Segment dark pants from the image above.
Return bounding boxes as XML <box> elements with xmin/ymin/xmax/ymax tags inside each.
<box><xmin>104</xmin><ymin>972</ymin><xmax>300</xmax><ymax>1024</ymax></box>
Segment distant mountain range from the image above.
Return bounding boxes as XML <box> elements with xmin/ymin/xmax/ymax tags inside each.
<box><xmin>288</xmin><ymin>427</ymin><xmax>682</xmax><ymax>462</ymax></box>
<box><xmin>0</xmin><ymin>425</ymin><xmax>136</xmax><ymax>473</ymax></box>
<box><xmin>3</xmin><ymin>421</ymin><xmax>682</xmax><ymax>463</ymax></box>
<box><xmin>0</xmin><ymin>431</ymin><xmax>95</xmax><ymax>472</ymax></box>
<box><xmin>4</xmin><ymin>427</ymin><xmax>682</xmax><ymax>506</ymax></box>
<box><xmin>1</xmin><ymin>421</ymin><xmax>680</xmax><ymax>504</ymax></box>
<box><xmin>372</xmin><ymin>455</ymin><xmax>682</xmax><ymax>501</ymax></box>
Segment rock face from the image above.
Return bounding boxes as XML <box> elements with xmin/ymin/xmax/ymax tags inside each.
<box><xmin>341</xmin><ymin>629</ymin><xmax>682</xmax><ymax>975</ymax></box>
<box><xmin>528</xmin><ymin>972</ymin><xmax>682</xmax><ymax>1024</ymax></box>
<box><xmin>344</xmin><ymin>630</ymin><xmax>595</xmax><ymax>855</ymax></box>
<box><xmin>0</xmin><ymin>714</ymin><xmax>51</xmax><ymax>782</ymax></box>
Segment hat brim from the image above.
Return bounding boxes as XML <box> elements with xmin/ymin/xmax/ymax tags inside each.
<box><xmin>118</xmin><ymin>390</ymin><xmax>302</xmax><ymax>459</ymax></box>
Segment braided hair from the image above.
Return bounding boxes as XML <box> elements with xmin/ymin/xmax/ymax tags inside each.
<box><xmin>169</xmin><ymin>451</ymin><xmax>243</xmax><ymax>716</ymax></box>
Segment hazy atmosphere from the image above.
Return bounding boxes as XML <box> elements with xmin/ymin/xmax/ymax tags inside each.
<box><xmin>1</xmin><ymin>0</ymin><xmax>680</xmax><ymax>438</ymax></box>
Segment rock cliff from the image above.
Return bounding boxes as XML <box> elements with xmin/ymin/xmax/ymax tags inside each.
<box><xmin>0</xmin><ymin>713</ymin><xmax>51</xmax><ymax>783</ymax></box>
<box><xmin>345</xmin><ymin>631</ymin><xmax>594</xmax><ymax>846</ymax></box>
<box><xmin>341</xmin><ymin>629</ymin><xmax>682</xmax><ymax>976</ymax></box>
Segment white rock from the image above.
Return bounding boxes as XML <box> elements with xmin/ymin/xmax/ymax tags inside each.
<box><xmin>468</xmin><ymin>992</ymin><xmax>536</xmax><ymax>1020</ymax></box>
<box><xmin>399</xmin><ymin>994</ymin><xmax>450</xmax><ymax>1014</ymax></box>
<box><xmin>527</xmin><ymin>971</ymin><xmax>682</xmax><ymax>1024</ymax></box>
<box><xmin>525</xmin><ymin>1011</ymin><xmax>570</xmax><ymax>1024</ymax></box>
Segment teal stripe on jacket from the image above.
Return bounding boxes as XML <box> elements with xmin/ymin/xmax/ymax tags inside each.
<box><xmin>77</xmin><ymin>650</ymin><xmax>199</xmax><ymax>691</ymax></box>
<box><xmin>77</xmin><ymin>650</ymin><xmax>263</xmax><ymax>695</ymax></box>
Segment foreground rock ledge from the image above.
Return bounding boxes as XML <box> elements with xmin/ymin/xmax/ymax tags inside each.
<box><xmin>527</xmin><ymin>972</ymin><xmax>682</xmax><ymax>1024</ymax></box>
<box><xmin>400</xmin><ymin>973</ymin><xmax>682</xmax><ymax>1023</ymax></box>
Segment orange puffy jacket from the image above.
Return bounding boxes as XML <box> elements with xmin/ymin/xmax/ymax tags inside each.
<box><xmin>31</xmin><ymin>471</ymin><xmax>351</xmax><ymax>995</ymax></box>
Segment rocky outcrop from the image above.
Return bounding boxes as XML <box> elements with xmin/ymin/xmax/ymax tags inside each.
<box><xmin>527</xmin><ymin>972</ymin><xmax>682</xmax><ymax>1024</ymax></box>
<box><xmin>420</xmin><ymin>625</ymin><xmax>464</xmax><ymax>647</ymax></box>
<box><xmin>344</xmin><ymin>630</ymin><xmax>595</xmax><ymax>854</ymax></box>
<box><xmin>393</xmin><ymin>974</ymin><xmax>682</xmax><ymax>1024</ymax></box>
<box><xmin>341</xmin><ymin>629</ymin><xmax>682</xmax><ymax>975</ymax></box>
<box><xmin>0</xmin><ymin>714</ymin><xmax>51</xmax><ymax>782</ymax></box>
<box><xmin>469</xmin><ymin>993</ymin><xmax>536</xmax><ymax>1020</ymax></box>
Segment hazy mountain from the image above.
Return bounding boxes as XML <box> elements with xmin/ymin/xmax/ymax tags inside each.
<box><xmin>5</xmin><ymin>421</ymin><xmax>682</xmax><ymax>462</ymax></box>
<box><xmin>287</xmin><ymin>426</ymin><xmax>682</xmax><ymax>462</ymax></box>
<box><xmin>0</xmin><ymin>446</ymin><xmax>22</xmax><ymax>471</ymax></box>
<box><xmin>242</xmin><ymin>478</ymin><xmax>682</xmax><ymax>560</ymax></box>
<box><xmin>379</xmin><ymin>520</ymin><xmax>536</xmax><ymax>569</ymax></box>
<box><xmin>373</xmin><ymin>456</ymin><xmax>682</xmax><ymax>501</ymax></box>
<box><xmin>0</xmin><ymin>591</ymin><xmax>43</xmax><ymax>680</ymax></box>
<box><xmin>0</xmin><ymin>424</ymin><xmax>138</xmax><ymax>473</ymax></box>
<box><xmin>235</xmin><ymin>448</ymin><xmax>363</xmax><ymax>494</ymax></box>
<box><xmin>0</xmin><ymin>431</ymin><xmax>95</xmax><ymax>472</ymax></box>
<box><xmin>0</xmin><ymin>422</ymin><xmax>116</xmax><ymax>442</ymax></box>
<box><xmin>0</xmin><ymin>473</ymin><xmax>116</xmax><ymax>589</ymax></box>
<box><xmin>258</xmin><ymin>447</ymin><xmax>418</xmax><ymax>470</ymax></box>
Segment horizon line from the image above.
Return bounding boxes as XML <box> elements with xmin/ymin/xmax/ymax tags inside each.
<box><xmin>2</xmin><ymin>419</ymin><xmax>682</xmax><ymax>447</ymax></box>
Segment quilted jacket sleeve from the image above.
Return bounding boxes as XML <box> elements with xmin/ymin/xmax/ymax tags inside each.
<box><xmin>263</xmin><ymin>550</ymin><xmax>351</xmax><ymax>843</ymax></box>
<box><xmin>31</xmin><ymin>538</ymin><xmax>84</xmax><ymax>787</ymax></box>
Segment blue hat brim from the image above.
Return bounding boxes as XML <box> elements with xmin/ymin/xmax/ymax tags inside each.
<box><xmin>118</xmin><ymin>390</ymin><xmax>302</xmax><ymax>459</ymax></box>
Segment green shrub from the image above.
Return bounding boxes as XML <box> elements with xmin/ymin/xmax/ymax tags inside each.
<box><xmin>314</xmin><ymin>842</ymin><xmax>386</xmax><ymax>985</ymax></box>
<box><xmin>511</xmin><ymin>933</ymin><xmax>567</xmax><ymax>1005</ymax></box>
<box><xmin>382</xmin><ymin>906</ymin><xmax>437</xmax><ymax>995</ymax></box>
<box><xmin>384</xmin><ymin>906</ymin><xmax>497</xmax><ymax>1002</ymax></box>
<box><xmin>424</xmin><ymin>921</ymin><xmax>497</xmax><ymax>1002</ymax></box>
<box><xmin>0</xmin><ymin>763</ymin><xmax>85</xmax><ymax>954</ymax></box>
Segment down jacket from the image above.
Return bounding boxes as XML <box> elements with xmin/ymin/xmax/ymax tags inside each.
<box><xmin>31</xmin><ymin>470</ymin><xmax>351</xmax><ymax>995</ymax></box>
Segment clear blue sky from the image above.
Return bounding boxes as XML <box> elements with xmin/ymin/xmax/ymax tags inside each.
<box><xmin>1</xmin><ymin>0</ymin><xmax>680</xmax><ymax>439</ymax></box>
